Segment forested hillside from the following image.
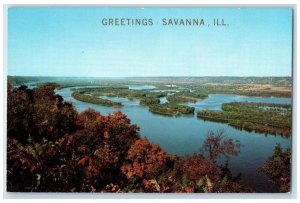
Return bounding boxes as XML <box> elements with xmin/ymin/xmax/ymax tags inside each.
<box><xmin>6</xmin><ymin>84</ymin><xmax>289</xmax><ymax>192</ymax></box>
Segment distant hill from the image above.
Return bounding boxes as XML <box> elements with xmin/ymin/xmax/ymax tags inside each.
<box><xmin>7</xmin><ymin>76</ymin><xmax>292</xmax><ymax>86</ymax></box>
<box><xmin>127</xmin><ymin>76</ymin><xmax>292</xmax><ymax>86</ymax></box>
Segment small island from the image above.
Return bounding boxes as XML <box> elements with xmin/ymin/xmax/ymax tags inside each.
<box><xmin>197</xmin><ymin>102</ymin><xmax>291</xmax><ymax>137</ymax></box>
<box><xmin>149</xmin><ymin>103</ymin><xmax>195</xmax><ymax>116</ymax></box>
<box><xmin>72</xmin><ymin>91</ymin><xmax>122</xmax><ymax>107</ymax></box>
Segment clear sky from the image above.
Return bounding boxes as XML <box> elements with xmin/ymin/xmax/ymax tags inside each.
<box><xmin>8</xmin><ymin>7</ymin><xmax>293</xmax><ymax>77</ymax></box>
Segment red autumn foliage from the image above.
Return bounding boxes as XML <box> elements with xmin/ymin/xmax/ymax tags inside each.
<box><xmin>185</xmin><ymin>186</ymin><xmax>194</xmax><ymax>193</ymax></box>
<box><xmin>7</xmin><ymin>85</ymin><xmax>34</xmax><ymax>144</ymax></box>
<box><xmin>7</xmin><ymin>83</ymin><xmax>256</xmax><ymax>193</ymax></box>
<box><xmin>32</xmin><ymin>84</ymin><xmax>78</xmax><ymax>142</ymax></box>
<box><xmin>7</xmin><ymin>138</ymin><xmax>43</xmax><ymax>191</ymax></box>
<box><xmin>78</xmin><ymin>156</ymin><xmax>91</xmax><ymax>165</ymax></box>
<box><xmin>201</xmin><ymin>130</ymin><xmax>241</xmax><ymax>161</ymax></box>
<box><xmin>121</xmin><ymin>137</ymin><xmax>167</xmax><ymax>180</ymax></box>
<box><xmin>258</xmin><ymin>144</ymin><xmax>291</xmax><ymax>192</ymax></box>
<box><xmin>183</xmin><ymin>155</ymin><xmax>217</xmax><ymax>182</ymax></box>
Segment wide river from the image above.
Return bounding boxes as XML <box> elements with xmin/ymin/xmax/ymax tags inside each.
<box><xmin>56</xmin><ymin>85</ymin><xmax>291</xmax><ymax>192</ymax></box>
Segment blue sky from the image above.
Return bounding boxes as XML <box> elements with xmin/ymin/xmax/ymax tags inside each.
<box><xmin>8</xmin><ymin>8</ymin><xmax>293</xmax><ymax>77</ymax></box>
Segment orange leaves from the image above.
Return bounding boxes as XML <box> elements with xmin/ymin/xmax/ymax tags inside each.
<box><xmin>103</xmin><ymin>111</ymin><xmax>140</xmax><ymax>147</ymax></box>
<box><xmin>78</xmin><ymin>156</ymin><xmax>91</xmax><ymax>166</ymax></box>
<box><xmin>142</xmin><ymin>179</ymin><xmax>161</xmax><ymax>192</ymax></box>
<box><xmin>121</xmin><ymin>162</ymin><xmax>139</xmax><ymax>179</ymax></box>
<box><xmin>77</xmin><ymin>156</ymin><xmax>101</xmax><ymax>178</ymax></box>
<box><xmin>132</xmin><ymin>161</ymin><xmax>144</xmax><ymax>178</ymax></box>
<box><xmin>121</xmin><ymin>137</ymin><xmax>167</xmax><ymax>180</ymax></box>
<box><xmin>77</xmin><ymin>108</ymin><xmax>102</xmax><ymax>130</ymax></box>
<box><xmin>93</xmin><ymin>144</ymin><xmax>120</xmax><ymax>167</ymax></box>
<box><xmin>40</xmin><ymin>119</ymin><xmax>49</xmax><ymax>126</ymax></box>
<box><xmin>126</xmin><ymin>170</ymin><xmax>134</xmax><ymax>179</ymax></box>
<box><xmin>104</xmin><ymin>183</ymin><xmax>120</xmax><ymax>192</ymax></box>
<box><xmin>184</xmin><ymin>186</ymin><xmax>194</xmax><ymax>193</ymax></box>
<box><xmin>76</xmin><ymin>110</ymin><xmax>139</xmax><ymax>150</ymax></box>
<box><xmin>53</xmin><ymin>110</ymin><xmax>140</xmax><ymax>190</ymax></box>
<box><xmin>183</xmin><ymin>155</ymin><xmax>216</xmax><ymax>182</ymax></box>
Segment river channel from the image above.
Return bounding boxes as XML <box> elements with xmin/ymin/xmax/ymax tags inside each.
<box><xmin>55</xmin><ymin>85</ymin><xmax>291</xmax><ymax>192</ymax></box>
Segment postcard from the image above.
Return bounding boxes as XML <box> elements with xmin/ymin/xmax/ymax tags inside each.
<box><xmin>6</xmin><ymin>7</ymin><xmax>293</xmax><ymax>194</ymax></box>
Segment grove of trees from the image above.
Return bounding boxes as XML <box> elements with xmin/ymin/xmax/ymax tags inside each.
<box><xmin>197</xmin><ymin>102</ymin><xmax>291</xmax><ymax>137</ymax></box>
